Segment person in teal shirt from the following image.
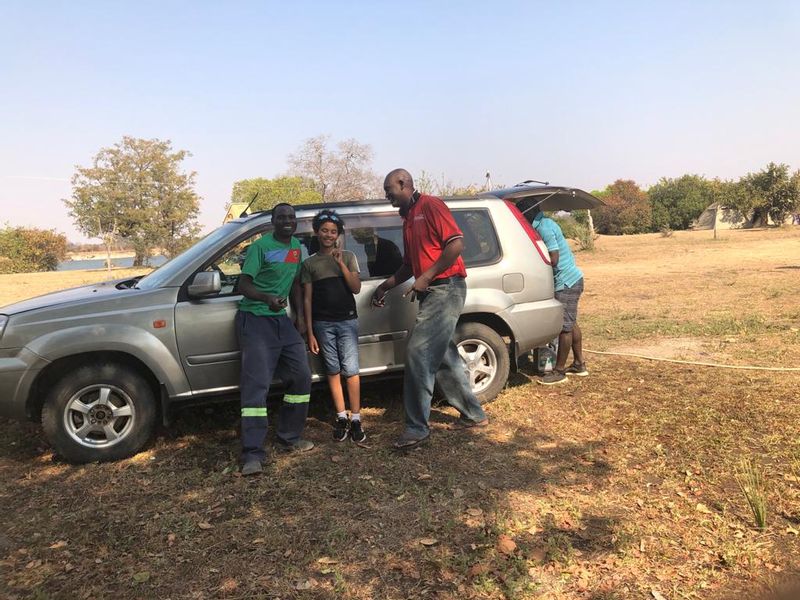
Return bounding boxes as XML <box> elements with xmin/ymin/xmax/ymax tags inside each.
<box><xmin>236</xmin><ymin>203</ymin><xmax>313</xmax><ymax>476</ymax></box>
<box><xmin>530</xmin><ymin>207</ymin><xmax>588</xmax><ymax>385</ymax></box>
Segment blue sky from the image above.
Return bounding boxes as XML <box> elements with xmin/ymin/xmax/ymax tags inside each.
<box><xmin>2</xmin><ymin>1</ymin><xmax>799</xmax><ymax>241</ymax></box>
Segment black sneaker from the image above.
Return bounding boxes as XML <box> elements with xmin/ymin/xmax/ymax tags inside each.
<box><xmin>350</xmin><ymin>419</ymin><xmax>366</xmax><ymax>443</ymax></box>
<box><xmin>333</xmin><ymin>417</ymin><xmax>350</xmax><ymax>442</ymax></box>
<box><xmin>565</xmin><ymin>362</ymin><xmax>589</xmax><ymax>376</ymax></box>
<box><xmin>538</xmin><ymin>370</ymin><xmax>568</xmax><ymax>385</ymax></box>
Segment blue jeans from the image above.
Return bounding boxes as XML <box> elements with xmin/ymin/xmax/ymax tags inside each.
<box><xmin>403</xmin><ymin>277</ymin><xmax>487</xmax><ymax>437</ymax></box>
<box><xmin>313</xmin><ymin>318</ymin><xmax>360</xmax><ymax>377</ymax></box>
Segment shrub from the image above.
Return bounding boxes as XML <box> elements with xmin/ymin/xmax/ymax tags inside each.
<box><xmin>735</xmin><ymin>458</ymin><xmax>768</xmax><ymax>530</ymax></box>
<box><xmin>552</xmin><ymin>214</ymin><xmax>595</xmax><ymax>252</ymax></box>
<box><xmin>593</xmin><ymin>180</ymin><xmax>652</xmax><ymax>235</ymax></box>
<box><xmin>0</xmin><ymin>226</ymin><xmax>68</xmax><ymax>273</ymax></box>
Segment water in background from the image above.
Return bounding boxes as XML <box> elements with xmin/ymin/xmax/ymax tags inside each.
<box><xmin>57</xmin><ymin>255</ymin><xmax>168</xmax><ymax>271</ymax></box>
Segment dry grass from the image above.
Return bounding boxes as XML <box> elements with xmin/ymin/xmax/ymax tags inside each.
<box><xmin>1</xmin><ymin>227</ymin><xmax>799</xmax><ymax>599</ymax></box>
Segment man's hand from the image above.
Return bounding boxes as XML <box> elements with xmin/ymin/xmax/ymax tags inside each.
<box><xmin>267</xmin><ymin>296</ymin><xmax>287</xmax><ymax>312</ymax></box>
<box><xmin>371</xmin><ymin>283</ymin><xmax>388</xmax><ymax>308</ymax></box>
<box><xmin>403</xmin><ymin>273</ymin><xmax>432</xmax><ymax>302</ymax></box>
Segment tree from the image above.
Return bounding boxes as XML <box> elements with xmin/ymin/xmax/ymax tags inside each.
<box><xmin>229</xmin><ymin>176</ymin><xmax>322</xmax><ymax>214</ymax></box>
<box><xmin>416</xmin><ymin>170</ymin><xmax>487</xmax><ymax>196</ymax></box>
<box><xmin>593</xmin><ymin>180</ymin><xmax>651</xmax><ymax>235</ymax></box>
<box><xmin>739</xmin><ymin>162</ymin><xmax>800</xmax><ymax>225</ymax></box>
<box><xmin>287</xmin><ymin>135</ymin><xmax>380</xmax><ymax>201</ymax></box>
<box><xmin>648</xmin><ymin>174</ymin><xmax>715</xmax><ymax>231</ymax></box>
<box><xmin>0</xmin><ymin>226</ymin><xmax>67</xmax><ymax>273</ymax></box>
<box><xmin>65</xmin><ymin>137</ymin><xmax>201</xmax><ymax>265</ymax></box>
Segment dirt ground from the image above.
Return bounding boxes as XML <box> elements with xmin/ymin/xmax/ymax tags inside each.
<box><xmin>1</xmin><ymin>227</ymin><xmax>799</xmax><ymax>599</ymax></box>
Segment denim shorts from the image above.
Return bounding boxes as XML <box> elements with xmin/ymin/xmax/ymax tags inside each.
<box><xmin>554</xmin><ymin>278</ymin><xmax>584</xmax><ymax>333</ymax></box>
<box><xmin>312</xmin><ymin>318</ymin><xmax>360</xmax><ymax>377</ymax></box>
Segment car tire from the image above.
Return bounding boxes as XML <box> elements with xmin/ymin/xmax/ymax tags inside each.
<box><xmin>42</xmin><ymin>362</ymin><xmax>157</xmax><ymax>463</ymax></box>
<box><xmin>452</xmin><ymin>322</ymin><xmax>510</xmax><ymax>404</ymax></box>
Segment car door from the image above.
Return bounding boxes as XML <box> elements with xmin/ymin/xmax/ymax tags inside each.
<box><xmin>173</xmin><ymin>226</ymin><xmax>269</xmax><ymax>395</ymax></box>
<box><xmin>341</xmin><ymin>212</ymin><xmax>415</xmax><ymax>376</ymax></box>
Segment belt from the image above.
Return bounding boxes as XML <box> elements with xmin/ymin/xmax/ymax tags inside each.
<box><xmin>429</xmin><ymin>276</ymin><xmax>464</xmax><ymax>286</ymax></box>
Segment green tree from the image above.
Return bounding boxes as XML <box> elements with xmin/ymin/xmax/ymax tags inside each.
<box><xmin>739</xmin><ymin>162</ymin><xmax>800</xmax><ymax>225</ymax></box>
<box><xmin>592</xmin><ymin>180</ymin><xmax>651</xmax><ymax>235</ymax></box>
<box><xmin>287</xmin><ymin>135</ymin><xmax>380</xmax><ymax>201</ymax></box>
<box><xmin>230</xmin><ymin>176</ymin><xmax>322</xmax><ymax>214</ymax></box>
<box><xmin>0</xmin><ymin>226</ymin><xmax>68</xmax><ymax>273</ymax></box>
<box><xmin>648</xmin><ymin>174</ymin><xmax>715</xmax><ymax>231</ymax></box>
<box><xmin>65</xmin><ymin>136</ymin><xmax>201</xmax><ymax>265</ymax></box>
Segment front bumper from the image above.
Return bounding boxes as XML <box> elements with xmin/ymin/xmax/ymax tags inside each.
<box><xmin>0</xmin><ymin>347</ymin><xmax>49</xmax><ymax>420</ymax></box>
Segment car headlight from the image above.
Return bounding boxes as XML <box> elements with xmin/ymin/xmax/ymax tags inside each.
<box><xmin>0</xmin><ymin>315</ymin><xmax>7</xmax><ymax>340</ymax></box>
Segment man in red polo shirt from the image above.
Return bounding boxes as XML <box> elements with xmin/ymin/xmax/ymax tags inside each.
<box><xmin>372</xmin><ymin>168</ymin><xmax>488</xmax><ymax>448</ymax></box>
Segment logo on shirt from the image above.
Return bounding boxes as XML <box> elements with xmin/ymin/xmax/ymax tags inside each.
<box><xmin>264</xmin><ymin>249</ymin><xmax>301</xmax><ymax>263</ymax></box>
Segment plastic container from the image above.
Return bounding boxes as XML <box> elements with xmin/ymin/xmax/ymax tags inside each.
<box><xmin>533</xmin><ymin>345</ymin><xmax>556</xmax><ymax>374</ymax></box>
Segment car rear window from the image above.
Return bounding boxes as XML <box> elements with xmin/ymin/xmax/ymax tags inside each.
<box><xmin>452</xmin><ymin>209</ymin><xmax>500</xmax><ymax>267</ymax></box>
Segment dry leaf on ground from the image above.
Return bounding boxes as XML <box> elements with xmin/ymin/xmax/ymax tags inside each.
<box><xmin>419</xmin><ymin>538</ymin><xmax>438</xmax><ymax>546</ymax></box>
<box><xmin>496</xmin><ymin>534</ymin><xmax>516</xmax><ymax>554</ymax></box>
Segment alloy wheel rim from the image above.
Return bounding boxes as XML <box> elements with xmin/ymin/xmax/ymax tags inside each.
<box><xmin>63</xmin><ymin>384</ymin><xmax>135</xmax><ymax>448</ymax></box>
<box><xmin>457</xmin><ymin>338</ymin><xmax>497</xmax><ymax>394</ymax></box>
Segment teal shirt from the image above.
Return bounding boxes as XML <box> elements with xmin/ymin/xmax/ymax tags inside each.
<box><xmin>238</xmin><ymin>233</ymin><xmax>302</xmax><ymax>317</ymax></box>
<box><xmin>532</xmin><ymin>213</ymin><xmax>583</xmax><ymax>291</ymax></box>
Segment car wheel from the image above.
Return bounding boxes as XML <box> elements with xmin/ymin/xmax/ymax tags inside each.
<box><xmin>42</xmin><ymin>362</ymin><xmax>157</xmax><ymax>463</ymax></box>
<box><xmin>453</xmin><ymin>322</ymin><xmax>510</xmax><ymax>404</ymax></box>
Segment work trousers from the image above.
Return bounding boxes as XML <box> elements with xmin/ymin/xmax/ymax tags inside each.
<box><xmin>236</xmin><ymin>311</ymin><xmax>311</xmax><ymax>463</ymax></box>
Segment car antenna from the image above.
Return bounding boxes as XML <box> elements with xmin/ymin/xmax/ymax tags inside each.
<box><xmin>515</xmin><ymin>179</ymin><xmax>549</xmax><ymax>186</ymax></box>
<box><xmin>239</xmin><ymin>192</ymin><xmax>259</xmax><ymax>218</ymax></box>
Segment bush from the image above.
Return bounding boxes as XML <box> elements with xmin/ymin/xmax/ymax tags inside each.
<box><xmin>0</xmin><ymin>227</ymin><xmax>68</xmax><ymax>273</ymax></box>
<box><xmin>593</xmin><ymin>180</ymin><xmax>652</xmax><ymax>235</ymax></box>
<box><xmin>552</xmin><ymin>214</ymin><xmax>595</xmax><ymax>252</ymax></box>
<box><xmin>649</xmin><ymin>174</ymin><xmax>714</xmax><ymax>231</ymax></box>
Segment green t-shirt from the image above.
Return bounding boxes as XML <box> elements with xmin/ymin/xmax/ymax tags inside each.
<box><xmin>238</xmin><ymin>233</ymin><xmax>302</xmax><ymax>317</ymax></box>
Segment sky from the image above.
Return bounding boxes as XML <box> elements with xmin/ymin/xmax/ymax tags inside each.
<box><xmin>2</xmin><ymin>1</ymin><xmax>799</xmax><ymax>242</ymax></box>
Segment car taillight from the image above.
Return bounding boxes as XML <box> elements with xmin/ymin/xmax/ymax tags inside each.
<box><xmin>504</xmin><ymin>200</ymin><xmax>551</xmax><ymax>265</ymax></box>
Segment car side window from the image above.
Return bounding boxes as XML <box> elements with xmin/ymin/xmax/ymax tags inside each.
<box><xmin>452</xmin><ymin>209</ymin><xmax>500</xmax><ymax>267</ymax></box>
<box><xmin>200</xmin><ymin>218</ymin><xmax>316</xmax><ymax>297</ymax></box>
<box><xmin>341</xmin><ymin>213</ymin><xmax>404</xmax><ymax>279</ymax></box>
<box><xmin>201</xmin><ymin>230</ymin><xmax>265</xmax><ymax>295</ymax></box>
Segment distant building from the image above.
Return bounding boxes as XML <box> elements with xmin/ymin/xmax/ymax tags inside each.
<box><xmin>223</xmin><ymin>202</ymin><xmax>250</xmax><ymax>223</ymax></box>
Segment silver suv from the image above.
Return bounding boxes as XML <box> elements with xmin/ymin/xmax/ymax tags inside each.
<box><xmin>0</xmin><ymin>185</ymin><xmax>596</xmax><ymax>462</ymax></box>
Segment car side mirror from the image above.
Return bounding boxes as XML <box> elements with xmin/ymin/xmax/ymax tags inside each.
<box><xmin>187</xmin><ymin>271</ymin><xmax>221</xmax><ymax>298</ymax></box>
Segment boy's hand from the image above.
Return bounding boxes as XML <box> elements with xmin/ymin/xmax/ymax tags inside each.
<box><xmin>308</xmin><ymin>334</ymin><xmax>319</xmax><ymax>354</ymax></box>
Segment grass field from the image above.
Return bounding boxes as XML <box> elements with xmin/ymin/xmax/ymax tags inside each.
<box><xmin>1</xmin><ymin>227</ymin><xmax>799</xmax><ymax>599</ymax></box>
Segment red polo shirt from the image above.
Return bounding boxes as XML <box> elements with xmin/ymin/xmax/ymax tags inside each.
<box><xmin>402</xmin><ymin>193</ymin><xmax>467</xmax><ymax>280</ymax></box>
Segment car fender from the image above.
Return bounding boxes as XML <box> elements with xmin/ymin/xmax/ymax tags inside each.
<box><xmin>25</xmin><ymin>324</ymin><xmax>189</xmax><ymax>396</ymax></box>
<box><xmin>463</xmin><ymin>287</ymin><xmax>514</xmax><ymax>318</ymax></box>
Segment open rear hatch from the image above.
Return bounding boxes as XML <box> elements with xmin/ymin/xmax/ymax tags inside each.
<box><xmin>479</xmin><ymin>183</ymin><xmax>605</xmax><ymax>215</ymax></box>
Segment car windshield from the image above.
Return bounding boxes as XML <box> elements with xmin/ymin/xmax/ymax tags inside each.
<box><xmin>135</xmin><ymin>223</ymin><xmax>241</xmax><ymax>290</ymax></box>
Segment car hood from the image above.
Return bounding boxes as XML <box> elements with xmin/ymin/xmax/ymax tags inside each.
<box><xmin>0</xmin><ymin>277</ymin><xmax>140</xmax><ymax>316</ymax></box>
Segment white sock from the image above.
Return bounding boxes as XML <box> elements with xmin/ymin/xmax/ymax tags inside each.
<box><xmin>350</xmin><ymin>413</ymin><xmax>361</xmax><ymax>422</ymax></box>
<box><xmin>337</xmin><ymin>411</ymin><xmax>348</xmax><ymax>420</ymax></box>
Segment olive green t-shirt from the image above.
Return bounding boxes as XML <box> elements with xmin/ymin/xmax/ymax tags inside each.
<box><xmin>300</xmin><ymin>251</ymin><xmax>360</xmax><ymax>322</ymax></box>
<box><xmin>238</xmin><ymin>234</ymin><xmax>302</xmax><ymax>317</ymax></box>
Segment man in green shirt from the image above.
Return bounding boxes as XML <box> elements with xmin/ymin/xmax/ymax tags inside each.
<box><xmin>236</xmin><ymin>203</ymin><xmax>313</xmax><ymax>476</ymax></box>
